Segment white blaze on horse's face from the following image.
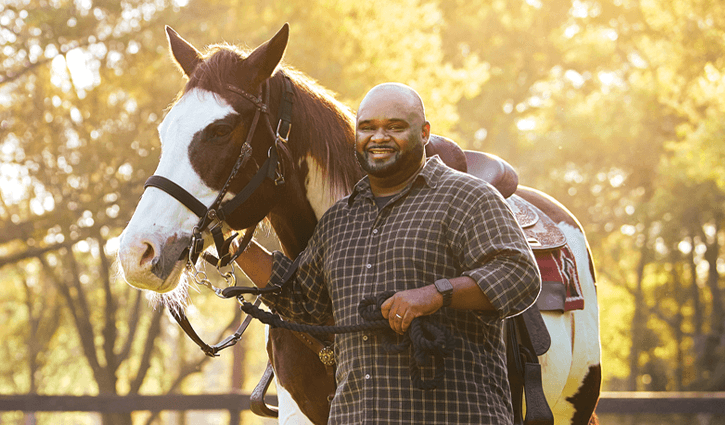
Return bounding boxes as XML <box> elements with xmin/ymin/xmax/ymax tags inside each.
<box><xmin>118</xmin><ymin>89</ymin><xmax>235</xmax><ymax>292</ymax></box>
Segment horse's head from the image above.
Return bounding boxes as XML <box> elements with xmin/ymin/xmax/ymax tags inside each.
<box><xmin>118</xmin><ymin>24</ymin><xmax>289</xmax><ymax>293</ymax></box>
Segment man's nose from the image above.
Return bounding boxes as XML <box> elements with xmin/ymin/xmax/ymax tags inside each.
<box><xmin>371</xmin><ymin>128</ymin><xmax>389</xmax><ymax>142</ymax></box>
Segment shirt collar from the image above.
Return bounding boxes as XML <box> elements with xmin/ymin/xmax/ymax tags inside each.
<box><xmin>348</xmin><ymin>155</ymin><xmax>446</xmax><ymax>206</ymax></box>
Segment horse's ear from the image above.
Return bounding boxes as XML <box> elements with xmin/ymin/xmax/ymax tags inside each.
<box><xmin>245</xmin><ymin>23</ymin><xmax>289</xmax><ymax>86</ymax></box>
<box><xmin>166</xmin><ymin>26</ymin><xmax>201</xmax><ymax>77</ymax></box>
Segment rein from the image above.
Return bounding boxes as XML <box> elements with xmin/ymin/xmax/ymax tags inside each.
<box><xmin>222</xmin><ymin>286</ymin><xmax>455</xmax><ymax>390</ymax></box>
<box><xmin>142</xmin><ymin>75</ymin><xmax>295</xmax><ymax>357</ymax></box>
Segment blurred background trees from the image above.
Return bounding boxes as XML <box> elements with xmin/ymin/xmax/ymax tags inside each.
<box><xmin>1</xmin><ymin>0</ymin><xmax>724</xmax><ymax>423</ymax></box>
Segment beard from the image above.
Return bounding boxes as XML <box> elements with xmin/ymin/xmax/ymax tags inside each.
<box><xmin>355</xmin><ymin>138</ymin><xmax>425</xmax><ymax>178</ymax></box>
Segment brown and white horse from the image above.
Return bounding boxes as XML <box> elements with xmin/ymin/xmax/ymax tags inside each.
<box><xmin>118</xmin><ymin>24</ymin><xmax>601</xmax><ymax>425</ymax></box>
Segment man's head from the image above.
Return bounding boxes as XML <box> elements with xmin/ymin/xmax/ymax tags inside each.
<box><xmin>355</xmin><ymin>83</ymin><xmax>430</xmax><ymax>184</ymax></box>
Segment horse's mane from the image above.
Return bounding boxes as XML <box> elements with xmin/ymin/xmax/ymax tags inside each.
<box><xmin>181</xmin><ymin>43</ymin><xmax>362</xmax><ymax>199</ymax></box>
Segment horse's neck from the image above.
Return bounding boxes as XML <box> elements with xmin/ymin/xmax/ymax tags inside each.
<box><xmin>266</xmin><ymin>75</ymin><xmax>361</xmax><ymax>257</ymax></box>
<box><xmin>266</xmin><ymin>157</ymin><xmax>322</xmax><ymax>259</ymax></box>
<box><xmin>268</xmin><ymin>154</ymin><xmax>355</xmax><ymax>258</ymax></box>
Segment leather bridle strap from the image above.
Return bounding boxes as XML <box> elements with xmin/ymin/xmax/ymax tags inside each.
<box><xmin>216</xmin><ymin>143</ymin><xmax>279</xmax><ymax>222</ymax></box>
<box><xmin>144</xmin><ymin>176</ymin><xmax>207</xmax><ymax>219</ymax></box>
<box><xmin>169</xmin><ymin>296</ymin><xmax>263</xmax><ymax>357</ymax></box>
<box><xmin>275</xmin><ymin>76</ymin><xmax>294</xmax><ymax>141</ymax></box>
<box><xmin>140</xmin><ymin>75</ymin><xmax>296</xmax><ymax>358</ymax></box>
<box><xmin>215</xmin><ymin>75</ymin><xmax>294</xmax><ymax>222</ymax></box>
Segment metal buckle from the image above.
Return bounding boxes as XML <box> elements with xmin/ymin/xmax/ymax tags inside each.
<box><xmin>275</xmin><ymin>120</ymin><xmax>291</xmax><ymax>144</ymax></box>
<box><xmin>274</xmin><ymin>164</ymin><xmax>285</xmax><ymax>186</ymax></box>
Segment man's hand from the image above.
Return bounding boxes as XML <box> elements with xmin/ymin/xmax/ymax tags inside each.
<box><xmin>380</xmin><ymin>285</ymin><xmax>444</xmax><ymax>335</ymax></box>
<box><xmin>379</xmin><ymin>276</ymin><xmax>495</xmax><ymax>334</ymax></box>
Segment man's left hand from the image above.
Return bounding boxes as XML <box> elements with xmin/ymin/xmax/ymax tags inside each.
<box><xmin>380</xmin><ymin>285</ymin><xmax>444</xmax><ymax>335</ymax></box>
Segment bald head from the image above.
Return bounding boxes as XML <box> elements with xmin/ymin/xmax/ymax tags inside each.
<box><xmin>358</xmin><ymin>83</ymin><xmax>426</xmax><ymax>124</ymax></box>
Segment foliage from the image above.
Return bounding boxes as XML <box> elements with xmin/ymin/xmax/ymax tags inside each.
<box><xmin>1</xmin><ymin>0</ymin><xmax>725</xmax><ymax>423</ymax></box>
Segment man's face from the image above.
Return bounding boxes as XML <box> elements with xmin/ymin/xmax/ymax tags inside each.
<box><xmin>355</xmin><ymin>97</ymin><xmax>427</xmax><ymax>179</ymax></box>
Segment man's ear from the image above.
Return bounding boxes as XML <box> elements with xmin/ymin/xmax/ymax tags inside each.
<box><xmin>422</xmin><ymin>121</ymin><xmax>431</xmax><ymax>145</ymax></box>
<box><xmin>244</xmin><ymin>23</ymin><xmax>289</xmax><ymax>87</ymax></box>
<box><xmin>166</xmin><ymin>26</ymin><xmax>201</xmax><ymax>77</ymax></box>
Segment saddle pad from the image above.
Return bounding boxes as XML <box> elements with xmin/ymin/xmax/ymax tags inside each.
<box><xmin>534</xmin><ymin>246</ymin><xmax>584</xmax><ymax>312</ymax></box>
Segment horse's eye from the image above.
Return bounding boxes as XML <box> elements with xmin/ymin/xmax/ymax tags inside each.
<box><xmin>211</xmin><ymin>125</ymin><xmax>232</xmax><ymax>138</ymax></box>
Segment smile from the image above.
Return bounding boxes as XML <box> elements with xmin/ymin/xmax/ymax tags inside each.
<box><xmin>367</xmin><ymin>147</ymin><xmax>397</xmax><ymax>159</ymax></box>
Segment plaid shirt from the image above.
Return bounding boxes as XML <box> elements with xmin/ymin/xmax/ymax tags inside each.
<box><xmin>262</xmin><ymin>156</ymin><xmax>540</xmax><ymax>424</ymax></box>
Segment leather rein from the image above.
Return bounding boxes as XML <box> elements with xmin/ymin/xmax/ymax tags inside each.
<box><xmin>141</xmin><ymin>75</ymin><xmax>295</xmax><ymax>357</ymax></box>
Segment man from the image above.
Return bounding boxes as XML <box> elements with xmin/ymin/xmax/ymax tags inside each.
<box><xmin>235</xmin><ymin>83</ymin><xmax>541</xmax><ymax>424</ymax></box>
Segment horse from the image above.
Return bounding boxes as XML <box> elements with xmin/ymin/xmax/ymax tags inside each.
<box><xmin>118</xmin><ymin>24</ymin><xmax>601</xmax><ymax>425</ymax></box>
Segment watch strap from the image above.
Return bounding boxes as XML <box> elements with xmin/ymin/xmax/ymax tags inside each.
<box><xmin>434</xmin><ymin>278</ymin><xmax>454</xmax><ymax>308</ymax></box>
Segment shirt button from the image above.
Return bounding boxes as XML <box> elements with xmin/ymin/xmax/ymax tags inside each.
<box><xmin>365</xmin><ymin>374</ymin><xmax>371</xmax><ymax>380</ymax></box>
<box><xmin>372</xmin><ymin>229</ymin><xmax>378</xmax><ymax>234</ymax></box>
<box><xmin>366</xmin><ymin>264</ymin><xmax>372</xmax><ymax>269</ymax></box>
<box><xmin>362</xmin><ymin>335</ymin><xmax>368</xmax><ymax>341</ymax></box>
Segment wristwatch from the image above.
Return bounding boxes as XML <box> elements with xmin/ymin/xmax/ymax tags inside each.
<box><xmin>433</xmin><ymin>278</ymin><xmax>454</xmax><ymax>308</ymax></box>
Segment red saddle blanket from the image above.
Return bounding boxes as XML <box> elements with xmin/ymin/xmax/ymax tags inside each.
<box><xmin>534</xmin><ymin>246</ymin><xmax>584</xmax><ymax>312</ymax></box>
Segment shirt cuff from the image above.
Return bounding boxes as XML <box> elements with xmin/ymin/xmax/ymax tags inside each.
<box><xmin>259</xmin><ymin>250</ymin><xmax>294</xmax><ymax>309</ymax></box>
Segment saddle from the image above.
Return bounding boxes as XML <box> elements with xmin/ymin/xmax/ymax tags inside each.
<box><xmin>436</xmin><ymin>137</ymin><xmax>556</xmax><ymax>425</ymax></box>
<box><xmin>252</xmin><ymin>136</ymin><xmax>559</xmax><ymax>425</ymax></box>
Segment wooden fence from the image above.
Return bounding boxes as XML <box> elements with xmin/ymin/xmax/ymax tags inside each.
<box><xmin>1</xmin><ymin>392</ymin><xmax>724</xmax><ymax>418</ymax></box>
<box><xmin>597</xmin><ymin>391</ymin><xmax>725</xmax><ymax>415</ymax></box>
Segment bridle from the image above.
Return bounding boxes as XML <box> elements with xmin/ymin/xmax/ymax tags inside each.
<box><xmin>142</xmin><ymin>74</ymin><xmax>295</xmax><ymax>356</ymax></box>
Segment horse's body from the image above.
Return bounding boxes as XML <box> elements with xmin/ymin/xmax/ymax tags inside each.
<box><xmin>118</xmin><ymin>25</ymin><xmax>600</xmax><ymax>425</ymax></box>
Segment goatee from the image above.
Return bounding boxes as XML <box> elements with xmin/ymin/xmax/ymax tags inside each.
<box><xmin>356</xmin><ymin>140</ymin><xmax>424</xmax><ymax>178</ymax></box>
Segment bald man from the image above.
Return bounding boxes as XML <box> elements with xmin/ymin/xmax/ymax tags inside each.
<box><xmin>234</xmin><ymin>83</ymin><xmax>540</xmax><ymax>424</ymax></box>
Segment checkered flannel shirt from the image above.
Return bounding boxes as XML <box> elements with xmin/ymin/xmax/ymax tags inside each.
<box><xmin>262</xmin><ymin>156</ymin><xmax>541</xmax><ymax>424</ymax></box>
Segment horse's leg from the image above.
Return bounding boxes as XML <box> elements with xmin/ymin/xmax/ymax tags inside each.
<box><xmin>276</xmin><ymin>382</ymin><xmax>315</xmax><ymax>425</ymax></box>
<box><xmin>552</xmin><ymin>224</ymin><xmax>601</xmax><ymax>425</ymax></box>
<box><xmin>536</xmin><ymin>311</ymin><xmax>574</xmax><ymax>418</ymax></box>
<box><xmin>267</xmin><ymin>327</ymin><xmax>334</xmax><ymax>425</ymax></box>
<box><xmin>516</xmin><ymin>187</ymin><xmax>601</xmax><ymax>425</ymax></box>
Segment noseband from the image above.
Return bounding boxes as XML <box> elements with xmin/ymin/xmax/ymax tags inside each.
<box><xmin>141</xmin><ymin>75</ymin><xmax>295</xmax><ymax>356</ymax></box>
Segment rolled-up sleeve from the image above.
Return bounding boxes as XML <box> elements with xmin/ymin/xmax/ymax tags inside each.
<box><xmin>451</xmin><ymin>186</ymin><xmax>541</xmax><ymax>319</ymax></box>
<box><xmin>259</xmin><ymin>230</ymin><xmax>333</xmax><ymax>326</ymax></box>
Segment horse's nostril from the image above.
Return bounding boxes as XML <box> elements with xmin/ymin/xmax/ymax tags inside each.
<box><xmin>140</xmin><ymin>242</ymin><xmax>156</xmax><ymax>267</ymax></box>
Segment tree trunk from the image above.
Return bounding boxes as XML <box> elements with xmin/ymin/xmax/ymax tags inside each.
<box><xmin>628</xmin><ymin>236</ymin><xmax>650</xmax><ymax>390</ymax></box>
<box><xmin>702</xmin><ymin>220</ymin><xmax>723</xmax><ymax>379</ymax></box>
<box><xmin>670</xmin><ymin>250</ymin><xmax>684</xmax><ymax>390</ymax></box>
<box><xmin>231</xmin><ymin>314</ymin><xmax>246</xmax><ymax>425</ymax></box>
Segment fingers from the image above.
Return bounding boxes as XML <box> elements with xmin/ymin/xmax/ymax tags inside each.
<box><xmin>380</xmin><ymin>298</ymin><xmax>392</xmax><ymax>318</ymax></box>
<box><xmin>381</xmin><ymin>297</ymin><xmax>404</xmax><ymax>334</ymax></box>
<box><xmin>388</xmin><ymin>305</ymin><xmax>413</xmax><ymax>335</ymax></box>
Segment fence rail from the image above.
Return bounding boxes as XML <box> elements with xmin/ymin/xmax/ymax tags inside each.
<box><xmin>0</xmin><ymin>394</ymin><xmax>276</xmax><ymax>413</ymax></box>
<box><xmin>596</xmin><ymin>391</ymin><xmax>725</xmax><ymax>415</ymax></box>
<box><xmin>0</xmin><ymin>392</ymin><xmax>724</xmax><ymax>415</ymax></box>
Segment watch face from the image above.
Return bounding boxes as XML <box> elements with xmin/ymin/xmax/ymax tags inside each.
<box><xmin>435</xmin><ymin>278</ymin><xmax>453</xmax><ymax>294</ymax></box>
<box><xmin>435</xmin><ymin>279</ymin><xmax>453</xmax><ymax>307</ymax></box>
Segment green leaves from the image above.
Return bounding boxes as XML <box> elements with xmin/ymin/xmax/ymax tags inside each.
<box><xmin>2</xmin><ymin>0</ymin><xmax>725</xmax><ymax>405</ymax></box>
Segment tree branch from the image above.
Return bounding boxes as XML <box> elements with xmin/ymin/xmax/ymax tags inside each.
<box><xmin>141</xmin><ymin>308</ymin><xmax>244</xmax><ymax>425</ymax></box>
<box><xmin>0</xmin><ymin>243</ymin><xmax>74</xmax><ymax>268</ymax></box>
<box><xmin>0</xmin><ymin>58</ymin><xmax>51</xmax><ymax>87</ymax></box>
<box><xmin>39</xmin><ymin>255</ymin><xmax>104</xmax><ymax>382</ymax></box>
<box><xmin>128</xmin><ymin>308</ymin><xmax>164</xmax><ymax>394</ymax></box>
<box><xmin>95</xmin><ymin>233</ymin><xmax>118</xmax><ymax>375</ymax></box>
<box><xmin>116</xmin><ymin>289</ymin><xmax>143</xmax><ymax>366</ymax></box>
